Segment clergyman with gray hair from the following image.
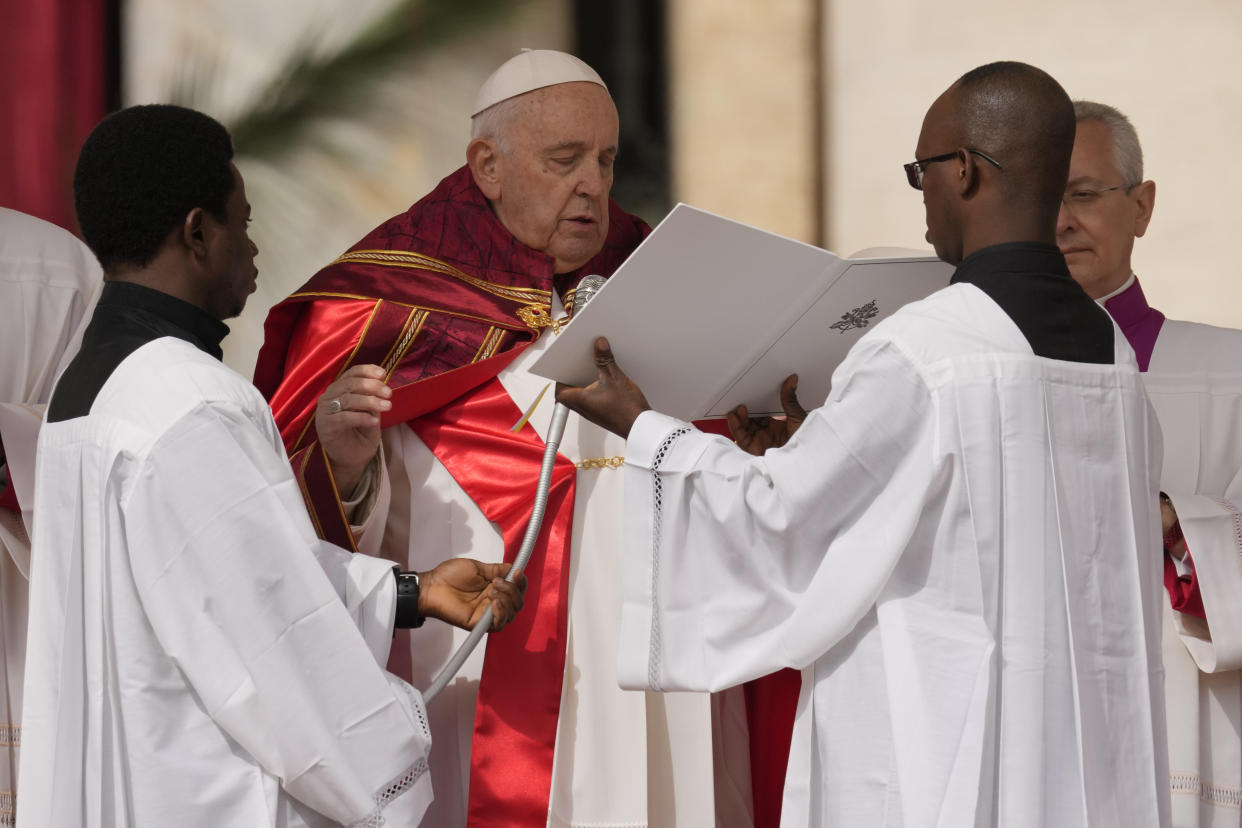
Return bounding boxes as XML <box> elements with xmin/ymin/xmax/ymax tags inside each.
<box><xmin>1059</xmin><ymin>98</ymin><xmax>1242</xmax><ymax>826</ymax></box>
<box><xmin>255</xmin><ymin>50</ymin><xmax>735</xmax><ymax>827</ymax></box>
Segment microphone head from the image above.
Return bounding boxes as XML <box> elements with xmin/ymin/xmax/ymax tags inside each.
<box><xmin>570</xmin><ymin>274</ymin><xmax>607</xmax><ymax>317</ymax></box>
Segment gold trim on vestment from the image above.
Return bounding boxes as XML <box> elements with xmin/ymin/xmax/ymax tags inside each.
<box><xmin>515</xmin><ymin>306</ymin><xmax>573</xmax><ymax>335</ymax></box>
<box><xmin>516</xmin><ymin>304</ymin><xmax>559</xmax><ymax>333</ymax></box>
<box><xmin>381</xmin><ymin>309</ymin><xmax>429</xmax><ymax>379</ymax></box>
<box><xmin>287</xmin><ymin>292</ymin><xmax>534</xmax><ymax>333</ymax></box>
<box><xmin>511</xmin><ymin>384</ymin><xmax>552</xmax><ymax>432</ymax></box>
<box><xmin>334</xmin><ymin>249</ymin><xmax>552</xmax><ymax>304</ymax></box>
<box><xmin>474</xmin><ymin>327</ymin><xmax>507</xmax><ymax>362</ymax></box>
<box><xmin>290</xmin><ymin>301</ymin><xmax>384</xmax><ymax>453</ymax></box>
<box><xmin>295</xmin><ymin>450</ymin><xmax>325</xmax><ymax>540</ymax></box>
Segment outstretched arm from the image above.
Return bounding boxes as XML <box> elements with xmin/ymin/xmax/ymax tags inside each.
<box><xmin>554</xmin><ymin>337</ymin><xmax>651</xmax><ymax>438</ymax></box>
<box><xmin>419</xmin><ymin>559</ymin><xmax>527</xmax><ymax>631</ymax></box>
<box><xmin>727</xmin><ymin>373</ymin><xmax>808</xmax><ymax>456</ymax></box>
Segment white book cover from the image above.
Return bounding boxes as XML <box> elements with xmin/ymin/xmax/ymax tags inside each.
<box><xmin>530</xmin><ymin>203</ymin><xmax>953</xmax><ymax>420</ymax></box>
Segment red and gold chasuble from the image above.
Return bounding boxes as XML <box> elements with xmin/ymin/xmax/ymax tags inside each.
<box><xmin>254</xmin><ymin>166</ymin><xmax>648</xmax><ymax>826</ymax></box>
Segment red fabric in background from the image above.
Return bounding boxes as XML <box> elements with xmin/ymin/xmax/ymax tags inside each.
<box><xmin>0</xmin><ymin>479</ymin><xmax>19</xmax><ymax>514</ymax></box>
<box><xmin>0</xmin><ymin>0</ymin><xmax>109</xmax><ymax>233</ymax></box>
<box><xmin>745</xmin><ymin>669</ymin><xmax>802</xmax><ymax>827</ymax></box>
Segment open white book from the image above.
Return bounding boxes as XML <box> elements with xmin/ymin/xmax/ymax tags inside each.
<box><xmin>530</xmin><ymin>204</ymin><xmax>953</xmax><ymax>420</ymax></box>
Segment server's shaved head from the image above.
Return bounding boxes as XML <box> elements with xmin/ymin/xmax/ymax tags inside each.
<box><xmin>953</xmin><ymin>62</ymin><xmax>1076</xmax><ymax>212</ymax></box>
<box><xmin>916</xmin><ymin>61</ymin><xmax>1076</xmax><ymax>264</ymax></box>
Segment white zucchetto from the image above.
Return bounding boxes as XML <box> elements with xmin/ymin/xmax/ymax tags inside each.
<box><xmin>472</xmin><ymin>49</ymin><xmax>608</xmax><ymax>117</ymax></box>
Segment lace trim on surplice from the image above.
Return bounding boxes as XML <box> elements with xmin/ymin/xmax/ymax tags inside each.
<box><xmin>397</xmin><ymin>680</ymin><xmax>430</xmax><ymax>742</ymax></box>
<box><xmin>345</xmin><ymin>681</ymin><xmax>432</xmax><ymax>827</ymax></box>
<box><xmin>1170</xmin><ymin>770</ymin><xmax>1242</xmax><ymax>809</ymax></box>
<box><xmin>1207</xmin><ymin>496</ymin><xmax>1242</xmax><ymax>582</ymax></box>
<box><xmin>347</xmin><ymin>758</ymin><xmax>430</xmax><ymax>828</ymax></box>
<box><xmin>648</xmin><ymin>426</ymin><xmax>691</xmax><ymax>692</ymax></box>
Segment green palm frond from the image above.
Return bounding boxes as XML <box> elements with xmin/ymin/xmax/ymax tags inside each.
<box><xmin>173</xmin><ymin>0</ymin><xmax>517</xmax><ymax>160</ymax></box>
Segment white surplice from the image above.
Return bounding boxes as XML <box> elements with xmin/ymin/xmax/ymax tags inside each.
<box><xmin>0</xmin><ymin>207</ymin><xmax>101</xmax><ymax>826</ymax></box>
<box><xmin>371</xmin><ymin>291</ymin><xmax>725</xmax><ymax>828</ymax></box>
<box><xmin>0</xmin><ymin>207</ymin><xmax>101</xmax><ymax>405</ymax></box>
<box><xmin>1143</xmin><ymin>316</ymin><xmax>1242</xmax><ymax>826</ymax></box>
<box><xmin>617</xmin><ymin>282</ymin><xmax>1170</xmax><ymax>827</ymax></box>
<box><xmin>18</xmin><ymin>337</ymin><xmax>433</xmax><ymax>828</ymax></box>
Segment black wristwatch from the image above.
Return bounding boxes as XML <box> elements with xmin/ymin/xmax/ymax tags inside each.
<box><xmin>393</xmin><ymin>567</ymin><xmax>425</xmax><ymax>628</ymax></box>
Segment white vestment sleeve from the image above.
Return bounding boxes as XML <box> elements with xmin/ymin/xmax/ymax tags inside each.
<box><xmin>307</xmin><ymin>537</ymin><xmax>398</xmax><ymax>669</ymax></box>
<box><xmin>1165</xmin><ymin>491</ymin><xmax>1242</xmax><ymax>672</ymax></box>
<box><xmin>0</xmin><ymin>402</ymin><xmax>44</xmax><ymax>577</ymax></box>
<box><xmin>123</xmin><ymin>402</ymin><xmax>432</xmax><ymax>826</ymax></box>
<box><xmin>351</xmin><ymin>441</ymin><xmax>393</xmax><ymax>561</ymax></box>
<box><xmin>619</xmin><ymin>340</ymin><xmax>941</xmax><ymax>692</ymax></box>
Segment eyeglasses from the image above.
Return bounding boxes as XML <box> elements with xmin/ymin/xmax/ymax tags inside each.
<box><xmin>1061</xmin><ymin>184</ymin><xmax>1136</xmax><ymax>211</ymax></box>
<box><xmin>904</xmin><ymin>149</ymin><xmax>1003</xmax><ymax>190</ymax></box>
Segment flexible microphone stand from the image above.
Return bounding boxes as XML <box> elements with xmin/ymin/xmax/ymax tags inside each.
<box><xmin>422</xmin><ymin>275</ymin><xmax>606</xmax><ymax>702</ymax></box>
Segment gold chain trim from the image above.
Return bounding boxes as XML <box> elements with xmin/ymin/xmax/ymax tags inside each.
<box><xmin>577</xmin><ymin>456</ymin><xmax>625</xmax><ymax>470</ymax></box>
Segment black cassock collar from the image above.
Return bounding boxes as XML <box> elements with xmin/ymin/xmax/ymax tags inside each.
<box><xmin>950</xmin><ymin>241</ymin><xmax>1114</xmax><ymax>365</ymax></box>
<box><xmin>48</xmin><ymin>281</ymin><xmax>230</xmax><ymax>423</ymax></box>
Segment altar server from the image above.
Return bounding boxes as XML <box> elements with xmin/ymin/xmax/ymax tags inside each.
<box><xmin>558</xmin><ymin>61</ymin><xmax>1169</xmax><ymax>827</ymax></box>
<box><xmin>18</xmin><ymin>104</ymin><xmax>523</xmax><ymax>828</ymax></box>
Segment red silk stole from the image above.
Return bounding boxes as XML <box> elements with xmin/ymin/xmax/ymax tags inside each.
<box><xmin>410</xmin><ymin>379</ymin><xmax>575</xmax><ymax>827</ymax></box>
<box><xmin>258</xmin><ymin>258</ymin><xmax>582</xmax><ymax>826</ymax></box>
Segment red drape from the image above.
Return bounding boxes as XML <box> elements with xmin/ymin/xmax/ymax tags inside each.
<box><xmin>0</xmin><ymin>0</ymin><xmax>111</xmax><ymax>233</ymax></box>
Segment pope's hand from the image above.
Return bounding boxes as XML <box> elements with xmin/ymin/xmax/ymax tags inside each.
<box><xmin>418</xmin><ymin>559</ymin><xmax>527</xmax><ymax>631</ymax></box>
<box><xmin>726</xmin><ymin>373</ymin><xmax>807</xmax><ymax>455</ymax></box>
<box><xmin>554</xmin><ymin>337</ymin><xmax>650</xmax><ymax>439</ymax></box>
<box><xmin>316</xmin><ymin>364</ymin><xmax>392</xmax><ymax>496</ymax></box>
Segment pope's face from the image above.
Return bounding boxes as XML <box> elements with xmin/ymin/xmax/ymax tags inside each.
<box><xmin>1057</xmin><ymin>119</ymin><xmax>1153</xmax><ymax>298</ymax></box>
<box><xmin>488</xmin><ymin>82</ymin><xmax>619</xmax><ymax>273</ymax></box>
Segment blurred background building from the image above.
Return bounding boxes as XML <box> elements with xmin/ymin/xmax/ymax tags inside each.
<box><xmin>2</xmin><ymin>0</ymin><xmax>1240</xmax><ymax>379</ymax></box>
